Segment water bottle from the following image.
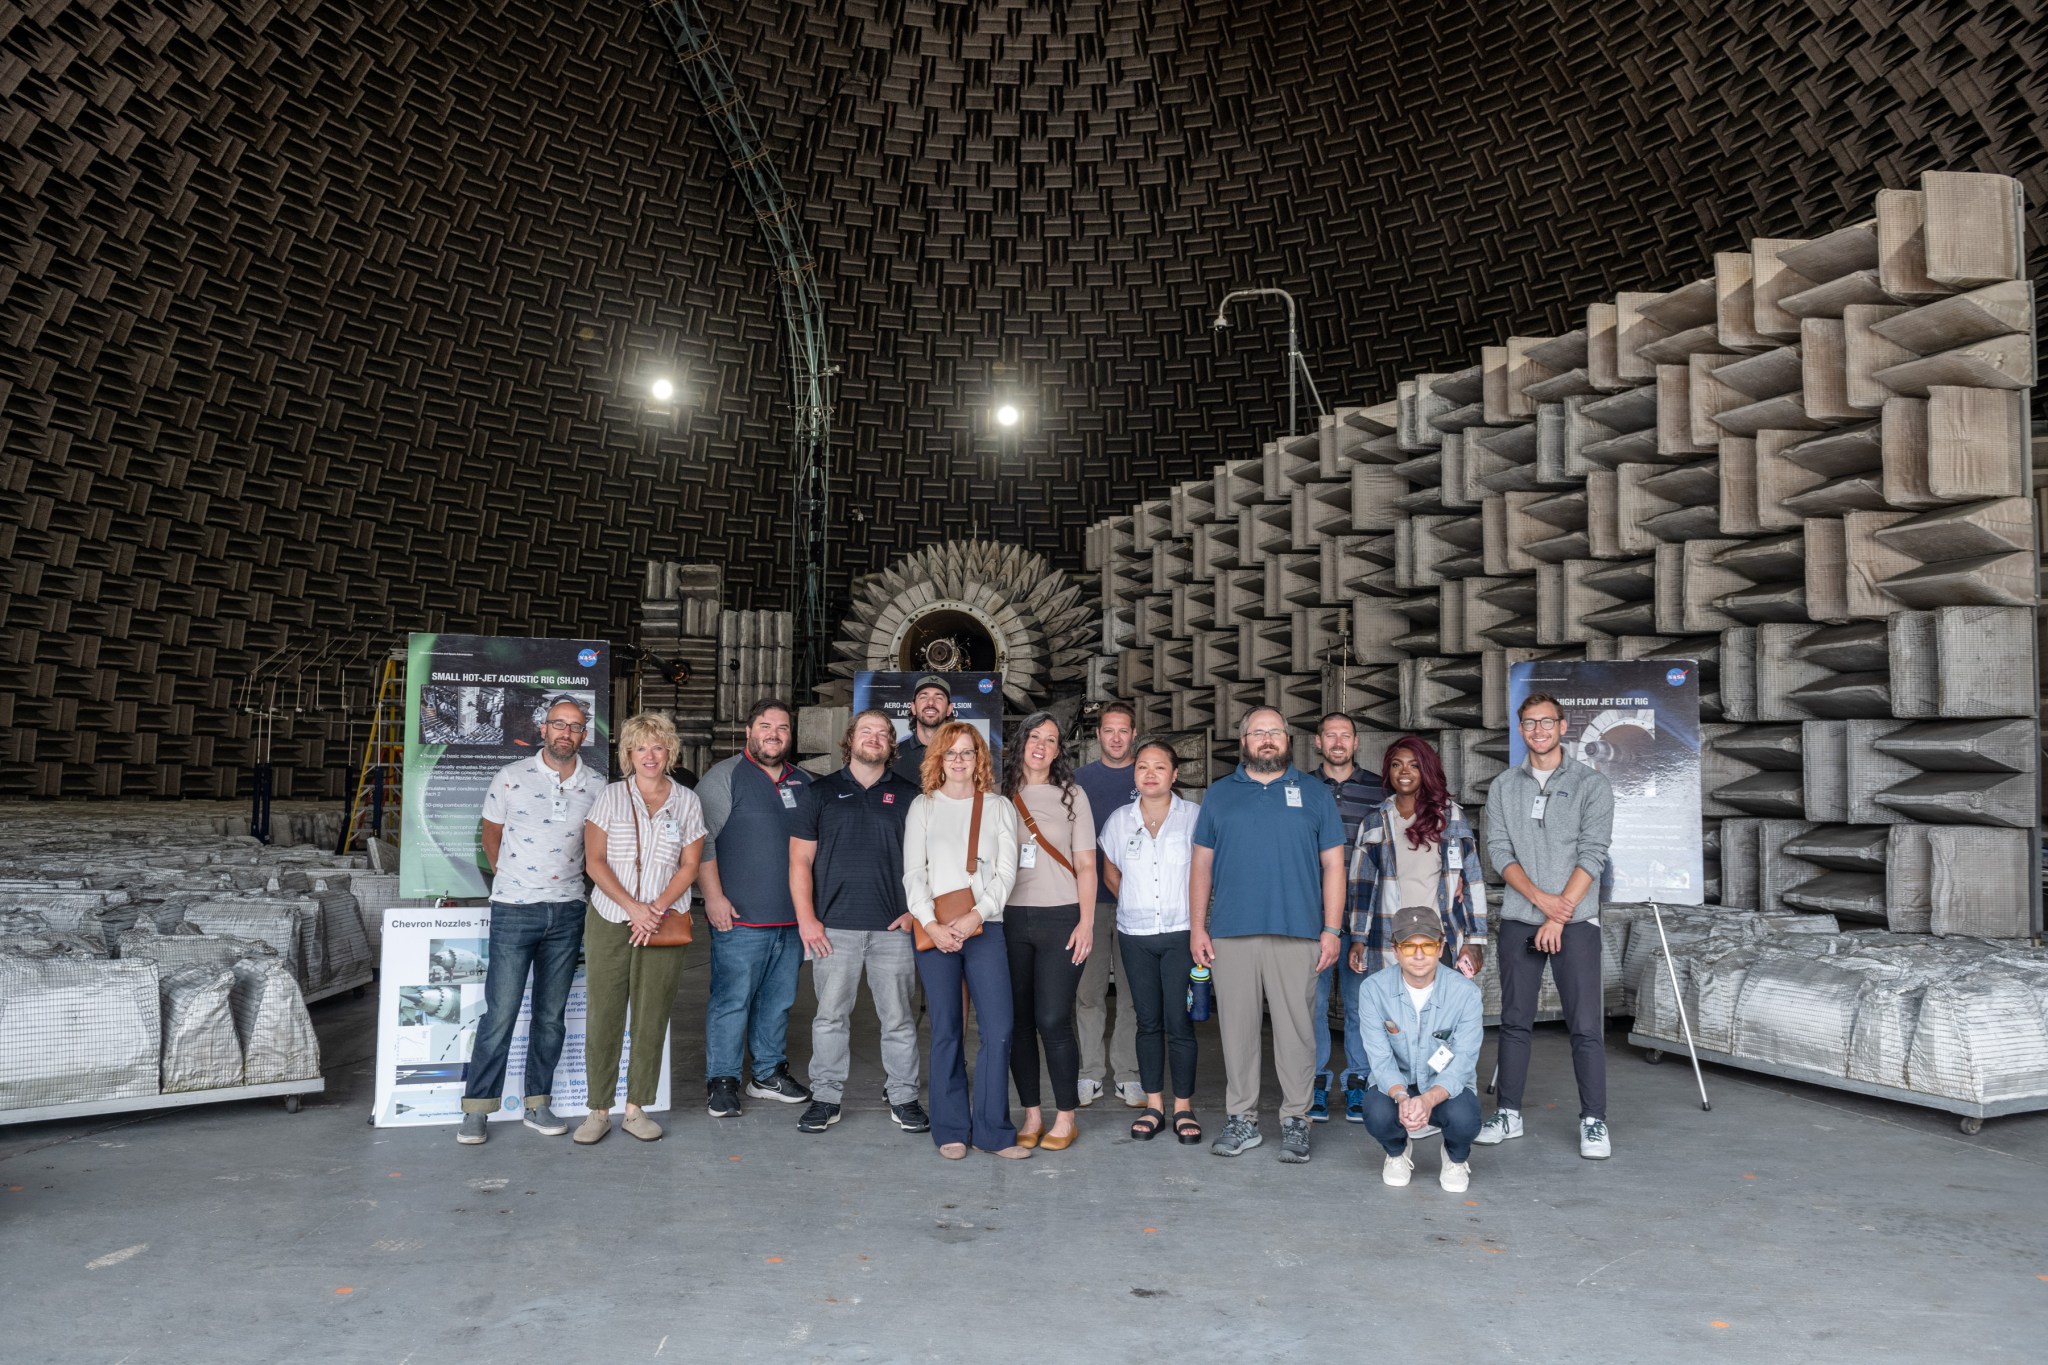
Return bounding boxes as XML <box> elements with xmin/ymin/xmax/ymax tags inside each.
<box><xmin>1186</xmin><ymin>964</ymin><xmax>1213</xmax><ymax>1021</ymax></box>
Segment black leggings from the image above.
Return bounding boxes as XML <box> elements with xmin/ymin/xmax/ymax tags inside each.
<box><xmin>1005</xmin><ymin>904</ymin><xmax>1084</xmax><ymax>1111</ymax></box>
<box><xmin>1119</xmin><ymin>929</ymin><xmax>1197</xmax><ymax>1100</ymax></box>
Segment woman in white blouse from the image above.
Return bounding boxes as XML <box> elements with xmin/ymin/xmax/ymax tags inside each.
<box><xmin>1098</xmin><ymin>737</ymin><xmax>1202</xmax><ymax>1145</ymax></box>
<box><xmin>577</xmin><ymin>712</ymin><xmax>706</xmax><ymax>1144</ymax></box>
<box><xmin>902</xmin><ymin>720</ymin><xmax>1027</xmax><ymax>1160</ymax></box>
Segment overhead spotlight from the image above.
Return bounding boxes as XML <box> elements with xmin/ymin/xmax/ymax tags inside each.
<box><xmin>994</xmin><ymin>403</ymin><xmax>1020</xmax><ymax>428</ymax></box>
<box><xmin>650</xmin><ymin>377</ymin><xmax>675</xmax><ymax>402</ymax></box>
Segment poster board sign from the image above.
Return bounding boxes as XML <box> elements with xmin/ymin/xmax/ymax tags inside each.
<box><xmin>853</xmin><ymin>671</ymin><xmax>1007</xmax><ymax>760</ymax></box>
<box><xmin>1506</xmin><ymin>658</ymin><xmax>1704</xmax><ymax>906</ymax></box>
<box><xmin>370</xmin><ymin>906</ymin><xmax>670</xmax><ymax>1126</ymax></box>
<box><xmin>401</xmin><ymin>633</ymin><xmax>610</xmax><ymax>898</ymax></box>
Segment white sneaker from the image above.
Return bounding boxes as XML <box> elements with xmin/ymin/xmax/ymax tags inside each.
<box><xmin>1579</xmin><ymin>1116</ymin><xmax>1612</xmax><ymax>1159</ymax></box>
<box><xmin>1439</xmin><ymin>1155</ymin><xmax>1471</xmax><ymax>1193</ymax></box>
<box><xmin>1473</xmin><ymin>1109</ymin><xmax>1523</xmax><ymax>1145</ymax></box>
<box><xmin>1116</xmin><ymin>1081</ymin><xmax>1147</xmax><ymax>1108</ymax></box>
<box><xmin>1382</xmin><ymin>1144</ymin><xmax>1414</xmax><ymax>1187</ymax></box>
<box><xmin>1076</xmin><ymin>1078</ymin><xmax>1102</xmax><ymax>1107</ymax></box>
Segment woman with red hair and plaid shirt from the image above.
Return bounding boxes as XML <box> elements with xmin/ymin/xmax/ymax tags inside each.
<box><xmin>1346</xmin><ymin>736</ymin><xmax>1487</xmax><ymax>979</ymax></box>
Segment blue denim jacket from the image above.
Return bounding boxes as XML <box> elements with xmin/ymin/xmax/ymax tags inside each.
<box><xmin>1357</xmin><ymin>963</ymin><xmax>1484</xmax><ymax>1100</ymax></box>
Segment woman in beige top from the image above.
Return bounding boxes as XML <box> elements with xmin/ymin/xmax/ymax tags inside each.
<box><xmin>998</xmin><ymin>711</ymin><xmax>1096</xmax><ymax>1151</ymax></box>
<box><xmin>578</xmin><ymin>712</ymin><xmax>706</xmax><ymax>1144</ymax></box>
<box><xmin>902</xmin><ymin>720</ymin><xmax>1027</xmax><ymax>1160</ymax></box>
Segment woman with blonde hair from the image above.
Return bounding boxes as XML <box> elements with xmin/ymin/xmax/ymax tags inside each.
<box><xmin>577</xmin><ymin>711</ymin><xmax>706</xmax><ymax>1144</ymax></box>
<box><xmin>902</xmin><ymin>720</ymin><xmax>1028</xmax><ymax>1159</ymax></box>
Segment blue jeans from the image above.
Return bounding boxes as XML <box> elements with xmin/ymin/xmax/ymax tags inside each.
<box><xmin>1361</xmin><ymin>1086</ymin><xmax>1484</xmax><ymax>1163</ymax></box>
<box><xmin>1314</xmin><ymin>958</ymin><xmax>1370</xmax><ymax>1084</ymax></box>
<box><xmin>916</xmin><ymin>923</ymin><xmax>1017</xmax><ymax>1151</ymax></box>
<box><xmin>461</xmin><ymin>899</ymin><xmax>585</xmax><ymax>1114</ymax></box>
<box><xmin>705</xmin><ymin>924</ymin><xmax>803</xmax><ymax>1081</ymax></box>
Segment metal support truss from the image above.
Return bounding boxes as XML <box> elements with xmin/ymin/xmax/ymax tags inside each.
<box><xmin>648</xmin><ymin>2</ymin><xmax>834</xmax><ymax>691</ymax></box>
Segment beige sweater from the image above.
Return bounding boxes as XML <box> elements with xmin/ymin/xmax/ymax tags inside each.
<box><xmin>902</xmin><ymin>790</ymin><xmax>1020</xmax><ymax>925</ymax></box>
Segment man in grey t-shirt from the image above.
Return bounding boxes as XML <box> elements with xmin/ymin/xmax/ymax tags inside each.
<box><xmin>1477</xmin><ymin>691</ymin><xmax>1615</xmax><ymax>1160</ymax></box>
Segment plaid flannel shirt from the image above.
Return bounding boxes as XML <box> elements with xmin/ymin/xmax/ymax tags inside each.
<box><xmin>1345</xmin><ymin>796</ymin><xmax>1486</xmax><ymax>974</ymax></box>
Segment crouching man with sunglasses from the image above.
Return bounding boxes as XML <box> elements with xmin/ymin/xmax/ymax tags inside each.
<box><xmin>1357</xmin><ymin>906</ymin><xmax>1485</xmax><ymax>1192</ymax></box>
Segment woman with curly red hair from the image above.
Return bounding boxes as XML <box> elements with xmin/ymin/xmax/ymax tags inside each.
<box><xmin>1346</xmin><ymin>736</ymin><xmax>1487</xmax><ymax>979</ymax></box>
<box><xmin>902</xmin><ymin>720</ymin><xmax>1029</xmax><ymax>1160</ymax></box>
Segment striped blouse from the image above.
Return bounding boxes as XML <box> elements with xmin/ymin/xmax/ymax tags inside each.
<box><xmin>584</xmin><ymin>779</ymin><xmax>708</xmax><ymax>924</ymax></box>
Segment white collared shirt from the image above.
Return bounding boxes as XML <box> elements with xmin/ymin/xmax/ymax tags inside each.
<box><xmin>1100</xmin><ymin>795</ymin><xmax>1200</xmax><ymax>936</ymax></box>
<box><xmin>479</xmin><ymin>753</ymin><xmax>607</xmax><ymax>904</ymax></box>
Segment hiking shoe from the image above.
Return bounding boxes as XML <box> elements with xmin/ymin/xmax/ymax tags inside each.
<box><xmin>1440</xmin><ymin>1155</ymin><xmax>1472</xmax><ymax>1193</ymax></box>
<box><xmin>746</xmin><ymin>1064</ymin><xmax>810</xmax><ymax>1104</ymax></box>
<box><xmin>1309</xmin><ymin>1073</ymin><xmax>1331</xmax><ymax>1123</ymax></box>
<box><xmin>1211</xmin><ymin>1113</ymin><xmax>1262</xmax><ymax>1156</ymax></box>
<box><xmin>523</xmin><ymin>1104</ymin><xmax>569</xmax><ymax>1136</ymax></box>
<box><xmin>706</xmin><ymin>1075</ymin><xmax>743</xmax><ymax>1117</ymax></box>
<box><xmin>1277</xmin><ymin>1116</ymin><xmax>1312</xmax><ymax>1163</ymax></box>
<box><xmin>572</xmin><ymin>1113</ymin><xmax>610</xmax><ymax>1144</ymax></box>
<box><xmin>798</xmin><ymin>1100</ymin><xmax>842</xmax><ymax>1133</ymax></box>
<box><xmin>622</xmin><ymin>1112</ymin><xmax>663</xmax><ymax>1141</ymax></box>
<box><xmin>1473</xmin><ymin>1108</ymin><xmax>1523</xmax><ymax>1145</ymax></box>
<box><xmin>1343</xmin><ymin>1080</ymin><xmax>1367</xmax><ymax>1123</ymax></box>
<box><xmin>1382</xmin><ymin>1144</ymin><xmax>1414</xmax><ymax>1186</ymax></box>
<box><xmin>1116</xmin><ymin>1081</ymin><xmax>1147</xmax><ymax>1108</ymax></box>
<box><xmin>1579</xmin><ymin>1116</ymin><xmax>1612</xmax><ymax>1160</ymax></box>
<box><xmin>455</xmin><ymin>1112</ymin><xmax>489</xmax><ymax>1145</ymax></box>
<box><xmin>1077</xmin><ymin>1078</ymin><xmax>1103</xmax><ymax>1107</ymax></box>
<box><xmin>889</xmin><ymin>1099</ymin><xmax>931</xmax><ymax>1133</ymax></box>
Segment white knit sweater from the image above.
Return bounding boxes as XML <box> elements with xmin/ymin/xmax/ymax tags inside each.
<box><xmin>902</xmin><ymin>789</ymin><xmax>1020</xmax><ymax>925</ymax></box>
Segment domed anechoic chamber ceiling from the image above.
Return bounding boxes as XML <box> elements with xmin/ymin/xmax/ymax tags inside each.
<box><xmin>4</xmin><ymin>0</ymin><xmax>2043</xmax><ymax>796</ymax></box>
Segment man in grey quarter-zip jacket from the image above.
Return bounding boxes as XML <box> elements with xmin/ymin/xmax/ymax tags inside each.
<box><xmin>1477</xmin><ymin>690</ymin><xmax>1616</xmax><ymax>1160</ymax></box>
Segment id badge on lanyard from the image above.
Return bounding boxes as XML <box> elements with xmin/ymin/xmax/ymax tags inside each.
<box><xmin>779</xmin><ymin>783</ymin><xmax>798</xmax><ymax>810</ymax></box>
<box><xmin>1284</xmin><ymin>783</ymin><xmax>1302</xmax><ymax>809</ymax></box>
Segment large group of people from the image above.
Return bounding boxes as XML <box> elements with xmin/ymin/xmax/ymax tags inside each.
<box><xmin>457</xmin><ymin>681</ymin><xmax>1618</xmax><ymax>1187</ymax></box>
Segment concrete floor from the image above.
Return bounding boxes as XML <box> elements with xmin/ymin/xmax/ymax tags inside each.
<box><xmin>4</xmin><ymin>954</ymin><xmax>2046</xmax><ymax>1364</ymax></box>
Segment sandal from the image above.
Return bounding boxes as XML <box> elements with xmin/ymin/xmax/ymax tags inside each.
<box><xmin>1173</xmin><ymin>1111</ymin><xmax>1202</xmax><ymax>1145</ymax></box>
<box><xmin>1130</xmin><ymin>1107</ymin><xmax>1166</xmax><ymax>1141</ymax></box>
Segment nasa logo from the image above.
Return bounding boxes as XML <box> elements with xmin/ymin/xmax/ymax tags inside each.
<box><xmin>1665</xmin><ymin>667</ymin><xmax>1688</xmax><ymax>686</ymax></box>
<box><xmin>977</xmin><ymin>677</ymin><xmax>995</xmax><ymax>694</ymax></box>
<box><xmin>577</xmin><ymin>648</ymin><xmax>599</xmax><ymax>667</ymax></box>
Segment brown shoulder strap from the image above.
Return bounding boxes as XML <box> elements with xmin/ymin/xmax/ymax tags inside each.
<box><xmin>1010</xmin><ymin>792</ymin><xmax>1077</xmax><ymax>877</ymax></box>
<box><xmin>965</xmin><ymin>789</ymin><xmax>983</xmax><ymax>875</ymax></box>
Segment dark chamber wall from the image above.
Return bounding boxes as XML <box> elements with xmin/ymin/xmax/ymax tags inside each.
<box><xmin>4</xmin><ymin>0</ymin><xmax>2043</xmax><ymax>799</ymax></box>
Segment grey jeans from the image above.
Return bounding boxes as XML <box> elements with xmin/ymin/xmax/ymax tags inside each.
<box><xmin>807</xmin><ymin>926</ymin><xmax>921</xmax><ymax>1105</ymax></box>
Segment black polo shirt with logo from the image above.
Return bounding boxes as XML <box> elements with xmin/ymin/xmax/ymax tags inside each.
<box><xmin>791</xmin><ymin>764</ymin><xmax>920</xmax><ymax>932</ymax></box>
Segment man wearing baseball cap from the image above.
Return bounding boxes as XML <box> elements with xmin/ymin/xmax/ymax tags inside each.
<box><xmin>1356</xmin><ymin>905</ymin><xmax>1485</xmax><ymax>1193</ymax></box>
<box><xmin>890</xmin><ymin>674</ymin><xmax>954</xmax><ymax>784</ymax></box>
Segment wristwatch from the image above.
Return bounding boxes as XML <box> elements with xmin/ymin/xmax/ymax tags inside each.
<box><xmin>1320</xmin><ymin>926</ymin><xmax>1342</xmax><ymax>938</ymax></box>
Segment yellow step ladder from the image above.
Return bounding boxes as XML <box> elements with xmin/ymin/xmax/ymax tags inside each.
<box><xmin>341</xmin><ymin>650</ymin><xmax>407</xmax><ymax>853</ymax></box>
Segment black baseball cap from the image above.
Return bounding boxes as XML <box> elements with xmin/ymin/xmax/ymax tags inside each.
<box><xmin>911</xmin><ymin>674</ymin><xmax>951</xmax><ymax>698</ymax></box>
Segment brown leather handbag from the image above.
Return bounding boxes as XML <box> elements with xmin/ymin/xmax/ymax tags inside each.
<box><xmin>914</xmin><ymin>789</ymin><xmax>984</xmax><ymax>952</ymax></box>
<box><xmin>628</xmin><ymin>791</ymin><xmax>694</xmax><ymax>947</ymax></box>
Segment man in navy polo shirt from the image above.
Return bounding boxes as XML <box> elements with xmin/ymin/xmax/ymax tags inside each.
<box><xmin>1072</xmin><ymin>699</ymin><xmax>1143</xmax><ymax>1107</ymax></box>
<box><xmin>697</xmin><ymin>697</ymin><xmax>813</xmax><ymax>1117</ymax></box>
<box><xmin>789</xmin><ymin>708</ymin><xmax>929</xmax><ymax>1135</ymax></box>
<box><xmin>1190</xmin><ymin>707</ymin><xmax>1347</xmax><ymax>1164</ymax></box>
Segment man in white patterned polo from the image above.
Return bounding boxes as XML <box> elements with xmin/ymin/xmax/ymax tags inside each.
<box><xmin>457</xmin><ymin>695</ymin><xmax>607</xmax><ymax>1145</ymax></box>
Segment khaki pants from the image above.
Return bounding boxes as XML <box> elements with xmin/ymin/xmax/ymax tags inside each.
<box><xmin>1075</xmin><ymin>900</ymin><xmax>1139</xmax><ymax>1088</ymax></box>
<box><xmin>1212</xmin><ymin>934</ymin><xmax>1321</xmax><ymax>1121</ymax></box>
<box><xmin>582</xmin><ymin>907</ymin><xmax>688</xmax><ymax>1110</ymax></box>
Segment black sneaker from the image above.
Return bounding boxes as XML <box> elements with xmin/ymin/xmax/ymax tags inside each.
<box><xmin>706</xmin><ymin>1075</ymin><xmax>742</xmax><ymax>1117</ymax></box>
<box><xmin>746</xmin><ymin>1064</ymin><xmax>811</xmax><ymax>1104</ymax></box>
<box><xmin>889</xmin><ymin>1098</ymin><xmax>931</xmax><ymax>1132</ymax></box>
<box><xmin>797</xmin><ymin>1100</ymin><xmax>841</xmax><ymax>1133</ymax></box>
